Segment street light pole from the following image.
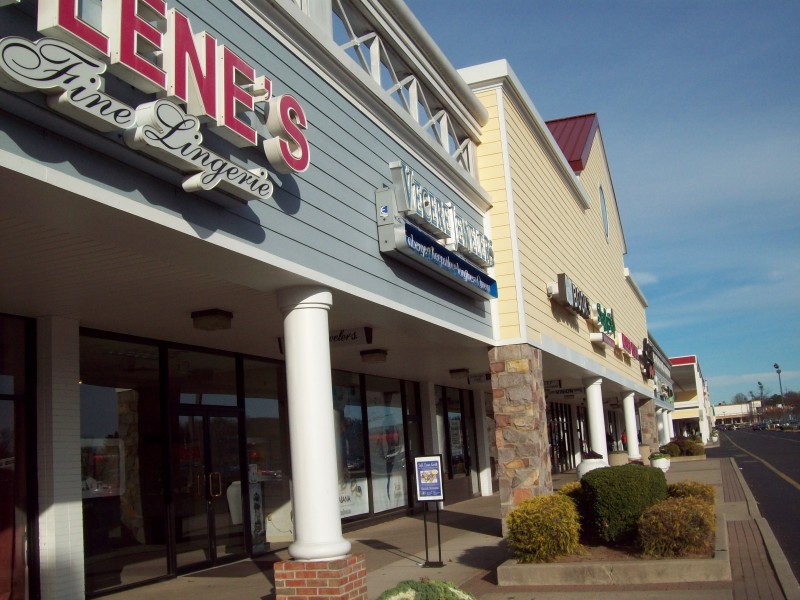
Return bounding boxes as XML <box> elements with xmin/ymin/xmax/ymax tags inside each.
<box><xmin>774</xmin><ymin>363</ymin><xmax>784</xmax><ymax>402</ymax></box>
<box><xmin>774</xmin><ymin>363</ymin><xmax>785</xmax><ymax>424</ymax></box>
<box><xmin>757</xmin><ymin>381</ymin><xmax>763</xmax><ymax>424</ymax></box>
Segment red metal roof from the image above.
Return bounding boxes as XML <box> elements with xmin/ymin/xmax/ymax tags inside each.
<box><xmin>546</xmin><ymin>113</ymin><xmax>599</xmax><ymax>173</ymax></box>
<box><xmin>670</xmin><ymin>355</ymin><xmax>698</xmax><ymax>366</ymax></box>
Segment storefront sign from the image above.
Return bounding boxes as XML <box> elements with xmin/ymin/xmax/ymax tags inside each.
<box><xmin>389</xmin><ymin>161</ymin><xmax>494</xmax><ymax>268</ymax></box>
<box><xmin>278</xmin><ymin>327</ymin><xmax>372</xmax><ymax>354</ymax></box>
<box><xmin>0</xmin><ymin>0</ymin><xmax>311</xmax><ymax>202</ymax></box>
<box><xmin>548</xmin><ymin>273</ymin><xmax>591</xmax><ymax>319</ymax></box>
<box><xmin>414</xmin><ymin>455</ymin><xmax>444</xmax><ymax>502</ymax></box>
<box><xmin>546</xmin><ymin>387</ymin><xmax>585</xmax><ymax>397</ymax></box>
<box><xmin>640</xmin><ymin>338</ymin><xmax>655</xmax><ymax>379</ymax></box>
<box><xmin>590</xmin><ymin>331</ymin><xmax>615</xmax><ymax>349</ymax></box>
<box><xmin>616</xmin><ymin>332</ymin><xmax>639</xmax><ymax>359</ymax></box>
<box><xmin>377</xmin><ymin>178</ymin><xmax>497</xmax><ymax>300</ymax></box>
<box><xmin>593</xmin><ymin>303</ymin><xmax>616</xmax><ymax>336</ymax></box>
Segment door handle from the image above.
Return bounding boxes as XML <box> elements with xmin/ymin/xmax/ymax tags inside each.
<box><xmin>209</xmin><ymin>471</ymin><xmax>223</xmax><ymax>497</ymax></box>
<box><xmin>196</xmin><ymin>473</ymin><xmax>206</xmax><ymax>498</ymax></box>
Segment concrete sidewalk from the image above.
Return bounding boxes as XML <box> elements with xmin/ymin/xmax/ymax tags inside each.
<box><xmin>105</xmin><ymin>457</ymin><xmax>800</xmax><ymax>600</ymax></box>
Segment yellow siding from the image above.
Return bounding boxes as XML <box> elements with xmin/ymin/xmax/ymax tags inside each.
<box><xmin>474</xmin><ymin>85</ymin><xmax>649</xmax><ymax>388</ymax></box>
<box><xmin>474</xmin><ymin>89</ymin><xmax>520</xmax><ymax>339</ymax></box>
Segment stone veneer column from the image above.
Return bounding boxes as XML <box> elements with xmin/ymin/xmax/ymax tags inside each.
<box><xmin>638</xmin><ymin>397</ymin><xmax>660</xmax><ymax>448</ymax></box>
<box><xmin>622</xmin><ymin>392</ymin><xmax>641</xmax><ymax>461</ymax></box>
<box><xmin>489</xmin><ymin>344</ymin><xmax>552</xmax><ymax>534</ymax></box>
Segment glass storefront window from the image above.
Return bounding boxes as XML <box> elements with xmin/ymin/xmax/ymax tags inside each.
<box><xmin>436</xmin><ymin>386</ymin><xmax>466</xmax><ymax>478</ymax></box>
<box><xmin>243</xmin><ymin>359</ymin><xmax>291</xmax><ymax>552</ymax></box>
<box><xmin>365</xmin><ymin>375</ymin><xmax>407</xmax><ymax>513</ymax></box>
<box><xmin>333</xmin><ymin>371</ymin><xmax>368</xmax><ymax>518</ymax></box>
<box><xmin>169</xmin><ymin>349</ymin><xmax>237</xmax><ymax>406</ymax></box>
<box><xmin>79</xmin><ymin>335</ymin><xmax>167</xmax><ymax>594</ymax></box>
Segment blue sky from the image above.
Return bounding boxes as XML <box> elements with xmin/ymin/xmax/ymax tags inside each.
<box><xmin>405</xmin><ymin>0</ymin><xmax>800</xmax><ymax>405</ymax></box>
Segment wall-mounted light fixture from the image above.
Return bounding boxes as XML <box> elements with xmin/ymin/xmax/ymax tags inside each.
<box><xmin>449</xmin><ymin>368</ymin><xmax>470</xmax><ymax>380</ymax></box>
<box><xmin>360</xmin><ymin>349</ymin><xmax>388</xmax><ymax>363</ymax></box>
<box><xmin>191</xmin><ymin>309</ymin><xmax>233</xmax><ymax>331</ymax></box>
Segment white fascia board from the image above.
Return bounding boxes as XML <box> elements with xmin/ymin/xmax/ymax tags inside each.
<box><xmin>459</xmin><ymin>60</ymin><xmax>591</xmax><ymax>211</ymax></box>
<box><xmin>624</xmin><ymin>267</ymin><xmax>649</xmax><ymax>307</ymax></box>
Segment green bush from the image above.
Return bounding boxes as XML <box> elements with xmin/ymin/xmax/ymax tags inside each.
<box><xmin>671</xmin><ymin>437</ymin><xmax>695</xmax><ymax>455</ymax></box>
<box><xmin>661</xmin><ymin>442</ymin><xmax>681</xmax><ymax>457</ymax></box>
<box><xmin>376</xmin><ymin>578</ymin><xmax>475</xmax><ymax>600</ymax></box>
<box><xmin>668</xmin><ymin>480</ymin><xmax>715</xmax><ymax>505</ymax></box>
<box><xmin>685</xmin><ymin>442</ymin><xmax>705</xmax><ymax>456</ymax></box>
<box><xmin>556</xmin><ymin>481</ymin><xmax>583</xmax><ymax>503</ymax></box>
<box><xmin>638</xmin><ymin>497</ymin><xmax>715</xmax><ymax>557</ymax></box>
<box><xmin>581</xmin><ymin>464</ymin><xmax>667</xmax><ymax>543</ymax></box>
<box><xmin>506</xmin><ymin>494</ymin><xmax>581</xmax><ymax>563</ymax></box>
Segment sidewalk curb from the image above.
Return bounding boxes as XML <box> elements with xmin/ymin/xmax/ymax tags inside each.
<box><xmin>729</xmin><ymin>457</ymin><xmax>800</xmax><ymax>600</ymax></box>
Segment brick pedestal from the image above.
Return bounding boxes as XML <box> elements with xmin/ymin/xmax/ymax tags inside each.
<box><xmin>274</xmin><ymin>553</ymin><xmax>367</xmax><ymax>600</ymax></box>
<box><xmin>489</xmin><ymin>344</ymin><xmax>553</xmax><ymax>536</ymax></box>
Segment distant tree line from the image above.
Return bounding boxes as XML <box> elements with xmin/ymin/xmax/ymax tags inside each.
<box><xmin>722</xmin><ymin>389</ymin><xmax>799</xmax><ymax>422</ymax></box>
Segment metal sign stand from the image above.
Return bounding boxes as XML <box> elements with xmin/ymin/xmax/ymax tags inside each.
<box><xmin>422</xmin><ymin>501</ymin><xmax>443</xmax><ymax>568</ymax></box>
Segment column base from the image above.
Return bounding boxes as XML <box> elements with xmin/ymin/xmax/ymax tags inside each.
<box><xmin>274</xmin><ymin>553</ymin><xmax>367</xmax><ymax>599</ymax></box>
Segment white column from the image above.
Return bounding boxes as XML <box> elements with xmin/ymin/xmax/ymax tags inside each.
<box><xmin>570</xmin><ymin>404</ymin><xmax>582</xmax><ymax>468</ymax></box>
<box><xmin>419</xmin><ymin>381</ymin><xmax>442</xmax><ymax>456</ymax></box>
<box><xmin>583</xmin><ymin>377</ymin><xmax>607</xmax><ymax>463</ymax></box>
<box><xmin>278</xmin><ymin>286</ymin><xmax>351</xmax><ymax>560</ymax></box>
<box><xmin>661</xmin><ymin>409</ymin><xmax>672</xmax><ymax>443</ymax></box>
<box><xmin>668</xmin><ymin>412</ymin><xmax>675</xmax><ymax>439</ymax></box>
<box><xmin>656</xmin><ymin>408</ymin><xmax>666</xmax><ymax>445</ymax></box>
<box><xmin>474</xmin><ymin>392</ymin><xmax>494</xmax><ymax>497</ymax></box>
<box><xmin>37</xmin><ymin>316</ymin><xmax>85</xmax><ymax>600</ymax></box>
<box><xmin>622</xmin><ymin>392</ymin><xmax>641</xmax><ymax>460</ymax></box>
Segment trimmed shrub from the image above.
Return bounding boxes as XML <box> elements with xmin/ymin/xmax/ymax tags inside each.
<box><xmin>671</xmin><ymin>437</ymin><xmax>694</xmax><ymax>455</ymax></box>
<box><xmin>506</xmin><ymin>494</ymin><xmax>581</xmax><ymax>563</ymax></box>
<box><xmin>377</xmin><ymin>578</ymin><xmax>475</xmax><ymax>600</ymax></box>
<box><xmin>685</xmin><ymin>442</ymin><xmax>706</xmax><ymax>456</ymax></box>
<box><xmin>581</xmin><ymin>464</ymin><xmax>667</xmax><ymax>543</ymax></box>
<box><xmin>668</xmin><ymin>480</ymin><xmax>715</xmax><ymax>505</ymax></box>
<box><xmin>661</xmin><ymin>442</ymin><xmax>681</xmax><ymax>457</ymax></box>
<box><xmin>556</xmin><ymin>481</ymin><xmax>583</xmax><ymax>503</ymax></box>
<box><xmin>638</xmin><ymin>496</ymin><xmax>715</xmax><ymax>558</ymax></box>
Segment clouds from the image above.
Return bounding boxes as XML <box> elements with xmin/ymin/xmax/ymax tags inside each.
<box><xmin>406</xmin><ymin>0</ymin><xmax>800</xmax><ymax>403</ymax></box>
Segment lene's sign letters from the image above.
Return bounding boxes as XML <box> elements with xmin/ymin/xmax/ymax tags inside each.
<box><xmin>0</xmin><ymin>0</ymin><xmax>311</xmax><ymax>201</ymax></box>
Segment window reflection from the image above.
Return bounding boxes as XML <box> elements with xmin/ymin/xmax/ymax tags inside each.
<box><xmin>244</xmin><ymin>359</ymin><xmax>291</xmax><ymax>552</ymax></box>
<box><xmin>333</xmin><ymin>371</ymin><xmax>368</xmax><ymax>518</ymax></box>
<box><xmin>366</xmin><ymin>375</ymin><xmax>407</xmax><ymax>513</ymax></box>
<box><xmin>79</xmin><ymin>335</ymin><xmax>167</xmax><ymax>594</ymax></box>
<box><xmin>169</xmin><ymin>349</ymin><xmax>237</xmax><ymax>406</ymax></box>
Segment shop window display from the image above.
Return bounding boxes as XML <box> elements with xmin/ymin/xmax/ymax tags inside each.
<box><xmin>366</xmin><ymin>375</ymin><xmax>407</xmax><ymax>513</ymax></box>
<box><xmin>334</xmin><ymin>371</ymin><xmax>369</xmax><ymax>518</ymax></box>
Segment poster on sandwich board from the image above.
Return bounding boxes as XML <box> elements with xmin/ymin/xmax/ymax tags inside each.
<box><xmin>414</xmin><ymin>455</ymin><xmax>444</xmax><ymax>502</ymax></box>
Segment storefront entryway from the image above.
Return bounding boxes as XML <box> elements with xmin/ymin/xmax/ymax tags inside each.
<box><xmin>172</xmin><ymin>408</ymin><xmax>246</xmax><ymax>572</ymax></box>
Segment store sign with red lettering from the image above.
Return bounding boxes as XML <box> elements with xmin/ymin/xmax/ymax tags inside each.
<box><xmin>616</xmin><ymin>332</ymin><xmax>639</xmax><ymax>360</ymax></box>
<box><xmin>0</xmin><ymin>0</ymin><xmax>310</xmax><ymax>202</ymax></box>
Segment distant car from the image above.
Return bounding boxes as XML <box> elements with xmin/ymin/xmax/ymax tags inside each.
<box><xmin>752</xmin><ymin>423</ymin><xmax>766</xmax><ymax>431</ymax></box>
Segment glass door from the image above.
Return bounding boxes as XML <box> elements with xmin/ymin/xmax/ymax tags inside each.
<box><xmin>172</xmin><ymin>410</ymin><xmax>245</xmax><ymax>571</ymax></box>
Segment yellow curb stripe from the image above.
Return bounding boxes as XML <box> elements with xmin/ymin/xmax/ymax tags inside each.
<box><xmin>724</xmin><ymin>434</ymin><xmax>800</xmax><ymax>492</ymax></box>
